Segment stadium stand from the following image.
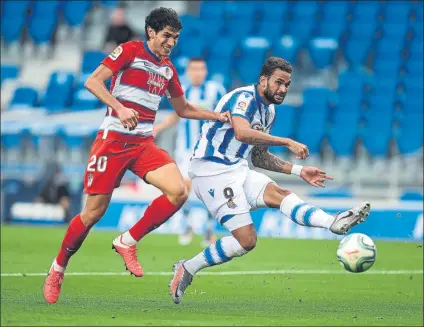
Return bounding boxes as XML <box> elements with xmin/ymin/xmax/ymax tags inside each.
<box><xmin>1</xmin><ymin>0</ymin><xmax>423</xmax><ymax>202</ymax></box>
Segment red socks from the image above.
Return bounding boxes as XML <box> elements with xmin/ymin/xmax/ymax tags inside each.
<box><xmin>56</xmin><ymin>214</ymin><xmax>91</xmax><ymax>267</ymax></box>
<box><xmin>128</xmin><ymin>195</ymin><xmax>180</xmax><ymax>241</ymax></box>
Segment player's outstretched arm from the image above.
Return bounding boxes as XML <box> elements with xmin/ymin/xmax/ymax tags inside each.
<box><xmin>85</xmin><ymin>64</ymin><xmax>139</xmax><ymax>130</ymax></box>
<box><xmin>169</xmin><ymin>96</ymin><xmax>231</xmax><ymax>123</ymax></box>
<box><xmin>233</xmin><ymin>116</ymin><xmax>309</xmax><ymax>159</ymax></box>
<box><xmin>251</xmin><ymin>146</ymin><xmax>333</xmax><ymax>187</ymax></box>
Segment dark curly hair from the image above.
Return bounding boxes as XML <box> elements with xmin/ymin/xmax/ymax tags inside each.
<box><xmin>259</xmin><ymin>57</ymin><xmax>293</xmax><ymax>78</ymax></box>
<box><xmin>145</xmin><ymin>7</ymin><xmax>183</xmax><ymax>40</ymax></box>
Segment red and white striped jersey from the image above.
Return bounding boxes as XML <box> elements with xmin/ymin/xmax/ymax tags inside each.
<box><xmin>99</xmin><ymin>40</ymin><xmax>184</xmax><ymax>142</ymax></box>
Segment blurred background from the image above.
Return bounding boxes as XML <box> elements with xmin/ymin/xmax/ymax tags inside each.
<box><xmin>1</xmin><ymin>0</ymin><xmax>423</xmax><ymax>242</ymax></box>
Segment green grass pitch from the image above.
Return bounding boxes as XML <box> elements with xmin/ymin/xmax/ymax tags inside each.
<box><xmin>1</xmin><ymin>225</ymin><xmax>423</xmax><ymax>326</ymax></box>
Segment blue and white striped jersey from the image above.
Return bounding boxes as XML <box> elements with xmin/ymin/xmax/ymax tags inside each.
<box><xmin>191</xmin><ymin>84</ymin><xmax>276</xmax><ymax>169</ymax></box>
<box><xmin>175</xmin><ymin>81</ymin><xmax>226</xmax><ymax>155</ymax></box>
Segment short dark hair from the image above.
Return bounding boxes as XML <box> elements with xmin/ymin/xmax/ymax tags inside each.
<box><xmin>188</xmin><ymin>57</ymin><xmax>205</xmax><ymax>63</ymax></box>
<box><xmin>145</xmin><ymin>7</ymin><xmax>183</xmax><ymax>40</ymax></box>
<box><xmin>259</xmin><ymin>57</ymin><xmax>293</xmax><ymax>78</ymax></box>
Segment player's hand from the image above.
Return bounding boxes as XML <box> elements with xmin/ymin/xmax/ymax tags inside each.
<box><xmin>300</xmin><ymin>166</ymin><xmax>334</xmax><ymax>188</ymax></box>
<box><xmin>117</xmin><ymin>107</ymin><xmax>139</xmax><ymax>131</ymax></box>
<box><xmin>217</xmin><ymin>111</ymin><xmax>232</xmax><ymax>124</ymax></box>
<box><xmin>152</xmin><ymin>125</ymin><xmax>160</xmax><ymax>138</ymax></box>
<box><xmin>286</xmin><ymin>139</ymin><xmax>309</xmax><ymax>160</ymax></box>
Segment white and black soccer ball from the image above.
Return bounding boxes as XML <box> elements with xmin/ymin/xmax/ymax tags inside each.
<box><xmin>337</xmin><ymin>233</ymin><xmax>377</xmax><ymax>273</ymax></box>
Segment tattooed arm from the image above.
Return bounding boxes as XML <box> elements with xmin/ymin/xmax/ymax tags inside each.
<box><xmin>251</xmin><ymin>146</ymin><xmax>293</xmax><ymax>174</ymax></box>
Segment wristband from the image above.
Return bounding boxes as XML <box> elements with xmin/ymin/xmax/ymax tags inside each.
<box><xmin>291</xmin><ymin>164</ymin><xmax>303</xmax><ymax>176</ymax></box>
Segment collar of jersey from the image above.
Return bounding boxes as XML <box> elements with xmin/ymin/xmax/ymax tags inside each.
<box><xmin>144</xmin><ymin>41</ymin><xmax>161</xmax><ymax>62</ymax></box>
<box><xmin>254</xmin><ymin>84</ymin><xmax>268</xmax><ymax>110</ymax></box>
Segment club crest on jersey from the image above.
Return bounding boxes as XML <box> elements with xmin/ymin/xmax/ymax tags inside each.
<box><xmin>87</xmin><ymin>173</ymin><xmax>93</xmax><ymax>186</ymax></box>
<box><xmin>165</xmin><ymin>67</ymin><xmax>172</xmax><ymax>79</ymax></box>
<box><xmin>147</xmin><ymin>72</ymin><xmax>165</xmax><ymax>95</ymax></box>
<box><xmin>227</xmin><ymin>198</ymin><xmax>237</xmax><ymax>209</ymax></box>
<box><xmin>109</xmin><ymin>46</ymin><xmax>123</xmax><ymax>61</ymax></box>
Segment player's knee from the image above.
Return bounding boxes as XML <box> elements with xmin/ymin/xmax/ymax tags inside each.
<box><xmin>239</xmin><ymin>233</ymin><xmax>257</xmax><ymax>252</ymax></box>
<box><xmin>276</xmin><ymin>187</ymin><xmax>291</xmax><ymax>198</ymax></box>
<box><xmin>81</xmin><ymin>202</ymin><xmax>108</xmax><ymax>227</ymax></box>
<box><xmin>167</xmin><ymin>183</ymin><xmax>188</xmax><ymax>207</ymax></box>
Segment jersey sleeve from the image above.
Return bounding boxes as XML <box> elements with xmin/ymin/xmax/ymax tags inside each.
<box><xmin>166</xmin><ymin>64</ymin><xmax>184</xmax><ymax>99</ymax></box>
<box><xmin>229</xmin><ymin>92</ymin><xmax>255</xmax><ymax>121</ymax></box>
<box><xmin>101</xmin><ymin>42</ymin><xmax>136</xmax><ymax>73</ymax></box>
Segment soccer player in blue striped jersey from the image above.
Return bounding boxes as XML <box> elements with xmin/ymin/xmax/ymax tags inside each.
<box><xmin>154</xmin><ymin>57</ymin><xmax>226</xmax><ymax>246</ymax></box>
<box><xmin>169</xmin><ymin>57</ymin><xmax>371</xmax><ymax>304</ymax></box>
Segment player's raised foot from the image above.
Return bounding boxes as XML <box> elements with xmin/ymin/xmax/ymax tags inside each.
<box><xmin>112</xmin><ymin>236</ymin><xmax>144</xmax><ymax>277</ymax></box>
<box><xmin>43</xmin><ymin>265</ymin><xmax>64</xmax><ymax>304</ymax></box>
<box><xmin>330</xmin><ymin>202</ymin><xmax>371</xmax><ymax>235</ymax></box>
<box><xmin>169</xmin><ymin>260</ymin><xmax>193</xmax><ymax>304</ymax></box>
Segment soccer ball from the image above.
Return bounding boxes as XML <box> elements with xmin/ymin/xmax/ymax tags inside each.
<box><xmin>337</xmin><ymin>233</ymin><xmax>377</xmax><ymax>273</ymax></box>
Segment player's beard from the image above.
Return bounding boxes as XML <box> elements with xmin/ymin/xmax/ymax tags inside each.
<box><xmin>264</xmin><ymin>85</ymin><xmax>286</xmax><ymax>105</ymax></box>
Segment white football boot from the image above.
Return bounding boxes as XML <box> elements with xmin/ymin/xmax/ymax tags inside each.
<box><xmin>330</xmin><ymin>202</ymin><xmax>371</xmax><ymax>235</ymax></box>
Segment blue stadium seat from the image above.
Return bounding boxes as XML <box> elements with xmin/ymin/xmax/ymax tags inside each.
<box><xmin>296</xmin><ymin>111</ymin><xmax>327</xmax><ymax>155</ymax></box>
<box><xmin>384</xmin><ymin>1</ymin><xmax>411</xmax><ymax>24</ymax></box>
<box><xmin>366</xmin><ymin>93</ymin><xmax>396</xmax><ymax>114</ymax></box>
<box><xmin>207</xmin><ymin>57</ymin><xmax>232</xmax><ymax>79</ymax></box>
<box><xmin>411</xmin><ymin>20</ymin><xmax>423</xmax><ymax>39</ymax></box>
<box><xmin>353</xmin><ymin>1</ymin><xmax>381</xmax><ymax>21</ymax></box>
<box><xmin>1</xmin><ymin>123</ymin><xmax>26</xmax><ymax>153</ymax></box>
<box><xmin>257</xmin><ymin>1</ymin><xmax>288</xmax><ymax>20</ymax></box>
<box><xmin>376</xmin><ymin>39</ymin><xmax>403</xmax><ymax>60</ymax></box>
<box><xmin>381</xmin><ymin>22</ymin><xmax>409</xmax><ymax>42</ymax></box>
<box><xmin>199</xmin><ymin>17</ymin><xmax>224</xmax><ymax>41</ymax></box>
<box><xmin>269</xmin><ymin>104</ymin><xmax>296</xmax><ymax>154</ymax></box>
<box><xmin>373</xmin><ymin>59</ymin><xmax>402</xmax><ymax>76</ymax></box>
<box><xmin>349</xmin><ymin>21</ymin><xmax>377</xmax><ymax>41</ymax></box>
<box><xmin>62</xmin><ymin>0</ymin><xmax>91</xmax><ymax>27</ymax></box>
<box><xmin>224</xmin><ymin>17</ymin><xmax>255</xmax><ymax>41</ymax></box>
<box><xmin>402</xmin><ymin>75</ymin><xmax>423</xmax><ymax>97</ymax></box>
<box><xmin>408</xmin><ymin>40</ymin><xmax>423</xmax><ymax>62</ymax></box>
<box><xmin>362</xmin><ymin>115</ymin><xmax>393</xmax><ymax>157</ymax></box>
<box><xmin>70</xmin><ymin>87</ymin><xmax>102</xmax><ymax>111</ymax></box>
<box><xmin>372</xmin><ymin>77</ymin><xmax>399</xmax><ymax>95</ymax></box>
<box><xmin>287</xmin><ymin>18</ymin><xmax>315</xmax><ymax>44</ymax></box>
<box><xmin>9</xmin><ymin>87</ymin><xmax>38</xmax><ymax>109</ymax></box>
<box><xmin>1</xmin><ymin>0</ymin><xmax>29</xmax><ymax>17</ymax></box>
<box><xmin>179</xmin><ymin>14</ymin><xmax>203</xmax><ymax>37</ymax></box>
<box><xmin>256</xmin><ymin>19</ymin><xmax>285</xmax><ymax>41</ymax></box>
<box><xmin>308</xmin><ymin>38</ymin><xmax>339</xmax><ymax>69</ymax></box>
<box><xmin>405</xmin><ymin>59</ymin><xmax>423</xmax><ymax>76</ymax></box>
<box><xmin>344</xmin><ymin>39</ymin><xmax>371</xmax><ymax>66</ymax></box>
<box><xmin>401</xmin><ymin>97</ymin><xmax>424</xmax><ymax>114</ymax></box>
<box><xmin>271</xmin><ymin>35</ymin><xmax>300</xmax><ymax>65</ymax></box>
<box><xmin>28</xmin><ymin>17</ymin><xmax>57</xmax><ymax>44</ymax></box>
<box><xmin>302</xmin><ymin>87</ymin><xmax>335</xmax><ymax>112</ymax></box>
<box><xmin>1</xmin><ymin>65</ymin><xmax>20</xmax><ymax>86</ymax></box>
<box><xmin>81</xmin><ymin>51</ymin><xmax>107</xmax><ymax>74</ymax></box>
<box><xmin>318</xmin><ymin>20</ymin><xmax>346</xmax><ymax>39</ymax></box>
<box><xmin>199</xmin><ymin>1</ymin><xmax>226</xmax><ymax>19</ymax></box>
<box><xmin>338</xmin><ymin>66</ymin><xmax>373</xmax><ymax>93</ymax></box>
<box><xmin>329</xmin><ymin>110</ymin><xmax>361</xmax><ymax>156</ymax></box>
<box><xmin>61</xmin><ymin>124</ymin><xmax>98</xmax><ymax>150</ymax></box>
<box><xmin>31</xmin><ymin>0</ymin><xmax>60</xmax><ymax>18</ymax></box>
<box><xmin>1</xmin><ymin>16</ymin><xmax>26</xmax><ymax>43</ymax></box>
<box><xmin>42</xmin><ymin>72</ymin><xmax>75</xmax><ymax>112</ymax></box>
<box><xmin>322</xmin><ymin>1</ymin><xmax>349</xmax><ymax>19</ymax></box>
<box><xmin>396</xmin><ymin>114</ymin><xmax>423</xmax><ymax>155</ymax></box>
<box><xmin>227</xmin><ymin>1</ymin><xmax>257</xmax><ymax>20</ymax></box>
<box><xmin>292</xmin><ymin>1</ymin><xmax>319</xmax><ymax>20</ymax></box>
<box><xmin>177</xmin><ymin>35</ymin><xmax>206</xmax><ymax>58</ymax></box>
<box><xmin>100</xmin><ymin>0</ymin><xmax>118</xmax><ymax>8</ymax></box>
<box><xmin>238</xmin><ymin>37</ymin><xmax>270</xmax><ymax>84</ymax></box>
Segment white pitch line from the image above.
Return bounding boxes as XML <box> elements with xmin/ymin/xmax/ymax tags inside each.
<box><xmin>1</xmin><ymin>270</ymin><xmax>422</xmax><ymax>277</ymax></box>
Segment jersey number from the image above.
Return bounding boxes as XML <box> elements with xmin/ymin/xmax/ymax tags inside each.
<box><xmin>87</xmin><ymin>155</ymin><xmax>108</xmax><ymax>172</ymax></box>
<box><xmin>223</xmin><ymin>187</ymin><xmax>234</xmax><ymax>199</ymax></box>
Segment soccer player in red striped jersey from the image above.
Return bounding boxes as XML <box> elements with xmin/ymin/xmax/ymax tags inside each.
<box><xmin>43</xmin><ymin>7</ymin><xmax>231</xmax><ymax>304</ymax></box>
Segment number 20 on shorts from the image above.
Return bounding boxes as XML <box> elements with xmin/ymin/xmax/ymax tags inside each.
<box><xmin>87</xmin><ymin>155</ymin><xmax>108</xmax><ymax>172</ymax></box>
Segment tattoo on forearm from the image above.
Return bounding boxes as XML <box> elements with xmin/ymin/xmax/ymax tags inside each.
<box><xmin>251</xmin><ymin>146</ymin><xmax>292</xmax><ymax>174</ymax></box>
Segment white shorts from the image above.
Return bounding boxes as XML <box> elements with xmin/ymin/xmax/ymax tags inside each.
<box><xmin>190</xmin><ymin>163</ymin><xmax>275</xmax><ymax>231</ymax></box>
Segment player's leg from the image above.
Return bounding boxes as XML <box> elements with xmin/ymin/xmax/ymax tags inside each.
<box><xmin>251</xmin><ymin>173</ymin><xmax>370</xmax><ymax>234</ymax></box>
<box><xmin>44</xmin><ymin>137</ymin><xmax>130</xmax><ymax>303</ymax></box>
<box><xmin>169</xmin><ymin>167</ymin><xmax>255</xmax><ymax>304</ymax></box>
<box><xmin>202</xmin><ymin>211</ymin><xmax>216</xmax><ymax>247</ymax></box>
<box><xmin>178</xmin><ymin>177</ymin><xmax>194</xmax><ymax>246</ymax></box>
<box><xmin>113</xmin><ymin>143</ymin><xmax>188</xmax><ymax>276</ymax></box>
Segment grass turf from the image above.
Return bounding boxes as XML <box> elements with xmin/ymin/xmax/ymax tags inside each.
<box><xmin>1</xmin><ymin>225</ymin><xmax>423</xmax><ymax>326</ymax></box>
